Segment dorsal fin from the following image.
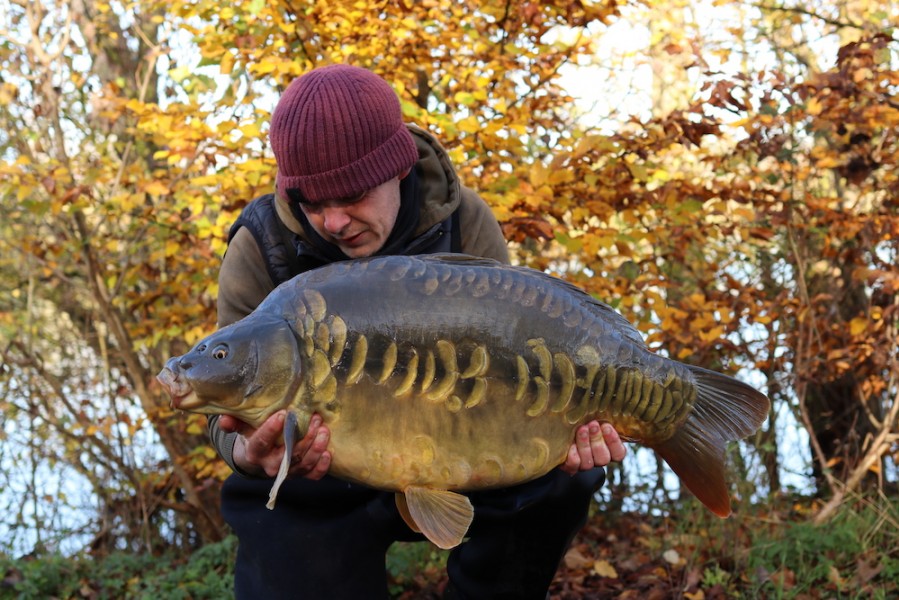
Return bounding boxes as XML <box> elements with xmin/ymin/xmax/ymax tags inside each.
<box><xmin>399</xmin><ymin>486</ymin><xmax>474</xmax><ymax>549</ymax></box>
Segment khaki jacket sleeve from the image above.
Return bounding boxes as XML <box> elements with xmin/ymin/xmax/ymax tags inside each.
<box><xmin>457</xmin><ymin>187</ymin><xmax>511</xmax><ymax>265</ymax></box>
<box><xmin>210</xmin><ymin>226</ymin><xmax>277</xmax><ymax>475</ymax></box>
<box><xmin>216</xmin><ymin>227</ymin><xmax>276</xmax><ymax>328</ymax></box>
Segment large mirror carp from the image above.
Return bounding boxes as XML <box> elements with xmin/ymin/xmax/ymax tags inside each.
<box><xmin>157</xmin><ymin>254</ymin><xmax>769</xmax><ymax>549</ymax></box>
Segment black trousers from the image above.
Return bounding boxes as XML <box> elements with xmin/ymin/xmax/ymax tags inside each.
<box><xmin>222</xmin><ymin>468</ymin><xmax>604</xmax><ymax>599</ymax></box>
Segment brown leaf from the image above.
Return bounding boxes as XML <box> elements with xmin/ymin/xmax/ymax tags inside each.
<box><xmin>564</xmin><ymin>547</ymin><xmax>593</xmax><ymax>570</ymax></box>
<box><xmin>854</xmin><ymin>557</ymin><xmax>883</xmax><ymax>585</ymax></box>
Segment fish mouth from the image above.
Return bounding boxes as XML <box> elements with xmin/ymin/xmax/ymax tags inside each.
<box><xmin>157</xmin><ymin>366</ymin><xmax>199</xmax><ymax>410</ymax></box>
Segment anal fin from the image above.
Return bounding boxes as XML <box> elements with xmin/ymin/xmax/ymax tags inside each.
<box><xmin>395</xmin><ymin>493</ymin><xmax>421</xmax><ymax>533</ymax></box>
<box><xmin>401</xmin><ymin>486</ymin><xmax>473</xmax><ymax>550</ymax></box>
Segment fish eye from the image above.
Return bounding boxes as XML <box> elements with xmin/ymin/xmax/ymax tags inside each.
<box><xmin>212</xmin><ymin>344</ymin><xmax>228</xmax><ymax>359</ymax></box>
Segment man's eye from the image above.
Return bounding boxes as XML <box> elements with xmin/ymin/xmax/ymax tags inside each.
<box><xmin>339</xmin><ymin>192</ymin><xmax>366</xmax><ymax>206</ymax></box>
<box><xmin>299</xmin><ymin>201</ymin><xmax>322</xmax><ymax>214</ymax></box>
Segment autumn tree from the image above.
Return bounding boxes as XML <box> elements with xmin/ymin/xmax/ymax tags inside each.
<box><xmin>1</xmin><ymin>0</ymin><xmax>896</xmax><ymax>557</ymax></box>
<box><xmin>0</xmin><ymin>0</ymin><xmax>626</xmax><ymax>553</ymax></box>
<box><xmin>524</xmin><ymin>1</ymin><xmax>899</xmax><ymax>514</ymax></box>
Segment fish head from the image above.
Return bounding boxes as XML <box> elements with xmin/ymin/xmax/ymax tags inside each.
<box><xmin>157</xmin><ymin>313</ymin><xmax>302</xmax><ymax>428</ymax></box>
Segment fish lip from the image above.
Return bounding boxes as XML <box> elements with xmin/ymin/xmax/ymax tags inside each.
<box><xmin>172</xmin><ymin>389</ymin><xmax>201</xmax><ymax>410</ymax></box>
<box><xmin>167</xmin><ymin>379</ymin><xmax>198</xmax><ymax>409</ymax></box>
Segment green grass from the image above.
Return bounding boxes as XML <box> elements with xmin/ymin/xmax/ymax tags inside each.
<box><xmin>2</xmin><ymin>496</ymin><xmax>897</xmax><ymax>599</ymax></box>
<box><xmin>739</xmin><ymin>495</ymin><xmax>899</xmax><ymax>598</ymax></box>
<box><xmin>0</xmin><ymin>536</ymin><xmax>236</xmax><ymax>599</ymax></box>
<box><xmin>658</xmin><ymin>492</ymin><xmax>899</xmax><ymax>598</ymax></box>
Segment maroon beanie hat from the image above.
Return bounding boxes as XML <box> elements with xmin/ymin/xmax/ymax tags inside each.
<box><xmin>271</xmin><ymin>64</ymin><xmax>419</xmax><ymax>202</ymax></box>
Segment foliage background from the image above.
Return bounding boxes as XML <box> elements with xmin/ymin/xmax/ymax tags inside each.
<box><xmin>0</xmin><ymin>0</ymin><xmax>898</xmax><ymax>596</ymax></box>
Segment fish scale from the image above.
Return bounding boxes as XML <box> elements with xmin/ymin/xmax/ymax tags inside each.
<box><xmin>158</xmin><ymin>254</ymin><xmax>770</xmax><ymax>550</ymax></box>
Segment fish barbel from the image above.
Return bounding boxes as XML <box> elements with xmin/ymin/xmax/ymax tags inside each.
<box><xmin>157</xmin><ymin>254</ymin><xmax>769</xmax><ymax>548</ymax></box>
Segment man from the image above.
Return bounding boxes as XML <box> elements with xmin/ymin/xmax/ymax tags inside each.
<box><xmin>209</xmin><ymin>64</ymin><xmax>626</xmax><ymax>599</ymax></box>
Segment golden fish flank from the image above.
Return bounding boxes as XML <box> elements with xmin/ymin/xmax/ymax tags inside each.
<box><xmin>157</xmin><ymin>254</ymin><xmax>770</xmax><ymax>550</ymax></box>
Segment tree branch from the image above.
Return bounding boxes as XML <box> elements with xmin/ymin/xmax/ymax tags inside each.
<box><xmin>753</xmin><ymin>2</ymin><xmax>864</xmax><ymax>30</ymax></box>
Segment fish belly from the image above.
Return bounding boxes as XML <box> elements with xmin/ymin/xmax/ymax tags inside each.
<box><xmin>325</xmin><ymin>381</ymin><xmax>577</xmax><ymax>492</ymax></box>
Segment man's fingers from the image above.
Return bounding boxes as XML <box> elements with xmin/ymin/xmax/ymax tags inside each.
<box><xmin>559</xmin><ymin>444</ymin><xmax>580</xmax><ymax>476</ymax></box>
<box><xmin>601</xmin><ymin>423</ymin><xmax>627</xmax><ymax>462</ymax></box>
<box><xmin>304</xmin><ymin>451</ymin><xmax>331</xmax><ymax>481</ymax></box>
<box><xmin>588</xmin><ymin>421</ymin><xmax>612</xmax><ymax>467</ymax></box>
<box><xmin>217</xmin><ymin>415</ymin><xmax>237</xmax><ymax>432</ymax></box>
<box><xmin>244</xmin><ymin>412</ymin><xmax>286</xmax><ymax>461</ymax></box>
<box><xmin>292</xmin><ymin>415</ymin><xmax>323</xmax><ymax>456</ymax></box>
<box><xmin>293</xmin><ymin>425</ymin><xmax>329</xmax><ymax>466</ymax></box>
<box><xmin>288</xmin><ymin>416</ymin><xmax>332</xmax><ymax>478</ymax></box>
<box><xmin>575</xmin><ymin>425</ymin><xmax>594</xmax><ymax>468</ymax></box>
<box><xmin>218</xmin><ymin>414</ymin><xmax>250</xmax><ymax>434</ymax></box>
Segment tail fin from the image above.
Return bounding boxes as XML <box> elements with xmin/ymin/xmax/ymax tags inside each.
<box><xmin>651</xmin><ymin>366</ymin><xmax>769</xmax><ymax>517</ymax></box>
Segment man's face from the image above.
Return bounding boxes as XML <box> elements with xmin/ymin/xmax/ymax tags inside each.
<box><xmin>297</xmin><ymin>176</ymin><xmax>402</xmax><ymax>258</ymax></box>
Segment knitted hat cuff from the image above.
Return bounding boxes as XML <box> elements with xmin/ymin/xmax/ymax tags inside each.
<box><xmin>276</xmin><ymin>124</ymin><xmax>417</xmax><ymax>202</ymax></box>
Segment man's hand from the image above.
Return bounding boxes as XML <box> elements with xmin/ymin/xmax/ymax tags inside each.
<box><xmin>219</xmin><ymin>411</ymin><xmax>331</xmax><ymax>480</ymax></box>
<box><xmin>560</xmin><ymin>421</ymin><xmax>626</xmax><ymax>475</ymax></box>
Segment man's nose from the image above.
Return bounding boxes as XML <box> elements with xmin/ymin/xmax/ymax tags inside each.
<box><xmin>322</xmin><ymin>206</ymin><xmax>351</xmax><ymax>234</ymax></box>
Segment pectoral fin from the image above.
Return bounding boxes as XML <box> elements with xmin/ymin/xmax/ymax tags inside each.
<box><xmin>266</xmin><ymin>411</ymin><xmax>299</xmax><ymax>510</ymax></box>
<box><xmin>399</xmin><ymin>486</ymin><xmax>474</xmax><ymax>549</ymax></box>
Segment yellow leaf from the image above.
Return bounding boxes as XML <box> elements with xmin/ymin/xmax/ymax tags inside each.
<box><xmin>592</xmin><ymin>559</ymin><xmax>618</xmax><ymax>578</ymax></box>
<box><xmin>169</xmin><ymin>65</ymin><xmax>192</xmax><ymax>82</ymax></box>
<box><xmin>530</xmin><ymin>163</ymin><xmax>550</xmax><ymax>187</ymax></box>
<box><xmin>677</xmin><ymin>347</ymin><xmax>694</xmax><ymax>360</ymax></box>
<box><xmin>454</xmin><ymin>91</ymin><xmax>476</xmax><ymax>106</ymax></box>
<box><xmin>806</xmin><ymin>97</ymin><xmax>823</xmax><ymax>116</ymax></box>
<box><xmin>849</xmin><ymin>317</ymin><xmax>867</xmax><ymax>336</ymax></box>
<box><xmin>240</xmin><ymin>122</ymin><xmax>261</xmax><ymax>138</ymax></box>
<box><xmin>220</xmin><ymin>52</ymin><xmax>235</xmax><ymax>75</ymax></box>
<box><xmin>144</xmin><ymin>181</ymin><xmax>169</xmax><ymax>196</ymax></box>
<box><xmin>255</xmin><ymin>59</ymin><xmax>278</xmax><ymax>75</ymax></box>
<box><xmin>165</xmin><ymin>239</ymin><xmax>180</xmax><ymax>257</ymax></box>
<box><xmin>853</xmin><ymin>67</ymin><xmax>872</xmax><ymax>83</ymax></box>
<box><xmin>457</xmin><ymin>116</ymin><xmax>480</xmax><ymax>133</ymax></box>
<box><xmin>699</xmin><ymin>326</ymin><xmax>725</xmax><ymax>343</ymax></box>
<box><xmin>816</xmin><ymin>156</ymin><xmax>842</xmax><ymax>168</ymax></box>
<box><xmin>548</xmin><ymin>169</ymin><xmax>574</xmax><ymax>185</ymax></box>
